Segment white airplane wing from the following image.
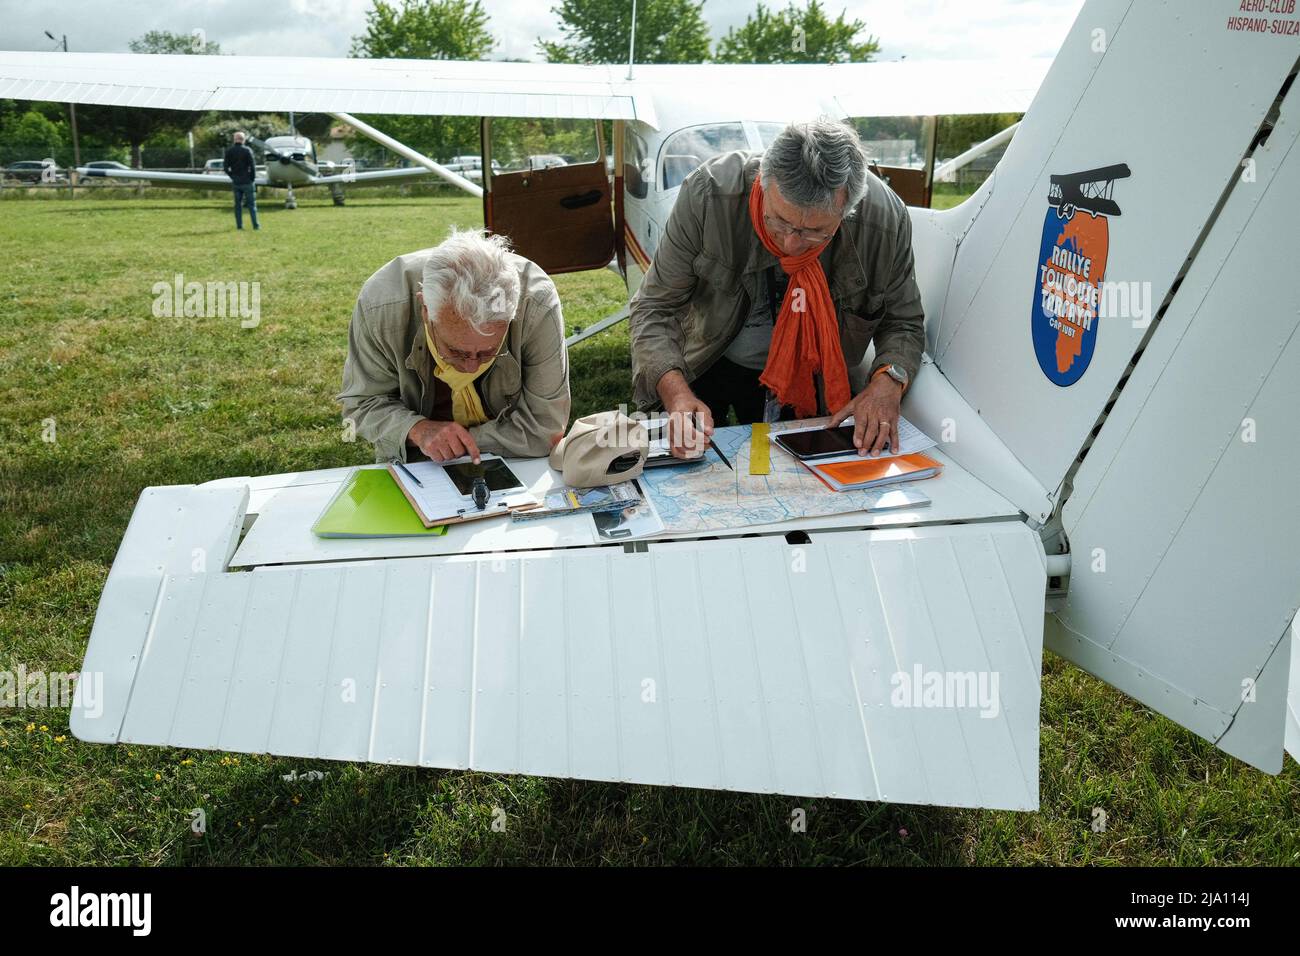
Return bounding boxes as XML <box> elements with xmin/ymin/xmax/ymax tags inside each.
<box><xmin>309</xmin><ymin>166</ymin><xmax>433</xmax><ymax>186</ymax></box>
<box><xmin>73</xmin><ymin>470</ymin><xmax>1048</xmax><ymax>812</ymax></box>
<box><xmin>0</xmin><ymin>52</ymin><xmax>1050</xmax><ymax>131</ymax></box>
<box><xmin>0</xmin><ymin>52</ymin><xmax>658</xmax><ymax>124</ymax></box>
<box><xmin>75</xmin><ymin>166</ymin><xmax>269</xmax><ymax>187</ymax></box>
<box><xmin>75</xmin><ymin>163</ymin><xmax>430</xmax><ymax>189</ymax></box>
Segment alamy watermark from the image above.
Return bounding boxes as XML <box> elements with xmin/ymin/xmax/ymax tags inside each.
<box><xmin>890</xmin><ymin>665</ymin><xmax>1001</xmax><ymax>718</ymax></box>
<box><xmin>1039</xmin><ymin>247</ymin><xmax>1155</xmax><ymax>331</ymax></box>
<box><xmin>151</xmin><ymin>273</ymin><xmax>261</xmax><ymax>328</ymax></box>
<box><xmin>0</xmin><ymin>666</ymin><xmax>103</xmax><ymax>719</ymax></box>
<box><xmin>49</xmin><ymin>886</ymin><xmax>151</xmax><ymax>935</ymax></box>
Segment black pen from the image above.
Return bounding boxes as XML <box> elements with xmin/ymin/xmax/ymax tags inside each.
<box><xmin>692</xmin><ymin>412</ymin><xmax>733</xmax><ymax>470</ymax></box>
<box><xmin>392</xmin><ymin>458</ymin><xmax>423</xmax><ymax>488</ymax></box>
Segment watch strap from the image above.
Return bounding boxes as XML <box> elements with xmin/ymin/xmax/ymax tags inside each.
<box><xmin>871</xmin><ymin>363</ymin><xmax>909</xmax><ymax>394</ymax></box>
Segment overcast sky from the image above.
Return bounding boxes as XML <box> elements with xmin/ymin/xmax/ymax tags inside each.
<box><xmin>2</xmin><ymin>0</ymin><xmax>1084</xmax><ymax>62</ymax></box>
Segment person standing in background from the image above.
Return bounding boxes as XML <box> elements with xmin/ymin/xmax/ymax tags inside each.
<box><xmin>223</xmin><ymin>131</ymin><xmax>260</xmax><ymax>231</ymax></box>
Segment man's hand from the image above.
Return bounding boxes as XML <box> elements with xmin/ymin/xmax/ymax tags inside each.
<box><xmin>408</xmin><ymin>418</ymin><xmax>482</xmax><ymax>463</ymax></box>
<box><xmin>828</xmin><ymin>373</ymin><xmax>904</xmax><ymax>456</ymax></box>
<box><xmin>657</xmin><ymin>369</ymin><xmax>711</xmax><ymax>460</ymax></box>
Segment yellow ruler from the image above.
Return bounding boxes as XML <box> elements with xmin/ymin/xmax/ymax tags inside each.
<box><xmin>749</xmin><ymin>423</ymin><xmax>771</xmax><ymax>475</ymax></box>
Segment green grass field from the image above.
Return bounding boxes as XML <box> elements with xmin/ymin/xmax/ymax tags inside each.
<box><xmin>1</xmin><ymin>192</ymin><xmax>1296</xmax><ymax>865</ymax></box>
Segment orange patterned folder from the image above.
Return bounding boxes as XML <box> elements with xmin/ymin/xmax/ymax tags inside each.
<box><xmin>812</xmin><ymin>452</ymin><xmax>943</xmax><ymax>491</ymax></box>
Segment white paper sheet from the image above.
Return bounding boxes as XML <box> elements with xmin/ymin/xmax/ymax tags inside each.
<box><xmin>391</xmin><ymin>455</ymin><xmax>538</xmax><ymax>524</ymax></box>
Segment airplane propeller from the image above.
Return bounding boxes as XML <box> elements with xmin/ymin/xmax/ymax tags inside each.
<box><xmin>247</xmin><ymin>136</ymin><xmax>316</xmax><ymax>176</ymax></box>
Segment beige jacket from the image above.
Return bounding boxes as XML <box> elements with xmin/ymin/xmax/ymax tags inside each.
<box><xmin>629</xmin><ymin>150</ymin><xmax>925</xmax><ymax>411</ymax></box>
<box><xmin>338</xmin><ymin>249</ymin><xmax>571</xmax><ymax>462</ymax></box>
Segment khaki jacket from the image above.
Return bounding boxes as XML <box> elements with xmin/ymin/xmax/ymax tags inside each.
<box><xmin>338</xmin><ymin>249</ymin><xmax>571</xmax><ymax>462</ymax></box>
<box><xmin>629</xmin><ymin>150</ymin><xmax>925</xmax><ymax>411</ymax></box>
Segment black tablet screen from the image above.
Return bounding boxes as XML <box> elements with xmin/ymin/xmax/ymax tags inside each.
<box><xmin>444</xmin><ymin>459</ymin><xmax>523</xmax><ymax>495</ymax></box>
<box><xmin>775</xmin><ymin>425</ymin><xmax>863</xmax><ymax>459</ymax></box>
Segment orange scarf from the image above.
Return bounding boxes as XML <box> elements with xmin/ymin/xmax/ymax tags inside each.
<box><xmin>749</xmin><ymin>177</ymin><xmax>851</xmax><ymax>418</ymax></box>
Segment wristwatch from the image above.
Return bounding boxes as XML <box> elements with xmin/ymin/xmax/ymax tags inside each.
<box><xmin>872</xmin><ymin>363</ymin><xmax>910</xmax><ymax>391</ymax></box>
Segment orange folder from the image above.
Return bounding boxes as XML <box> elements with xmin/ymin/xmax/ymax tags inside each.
<box><xmin>813</xmin><ymin>452</ymin><xmax>943</xmax><ymax>491</ymax></box>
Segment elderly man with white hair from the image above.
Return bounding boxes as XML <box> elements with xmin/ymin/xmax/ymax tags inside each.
<box><xmin>339</xmin><ymin>229</ymin><xmax>571</xmax><ymax>463</ymax></box>
<box><xmin>630</xmin><ymin>117</ymin><xmax>925</xmax><ymax>459</ymax></box>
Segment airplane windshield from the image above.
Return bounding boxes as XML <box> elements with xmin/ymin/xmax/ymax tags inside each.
<box><xmin>755</xmin><ymin>123</ymin><xmax>785</xmax><ymax>148</ymax></box>
<box><xmin>661</xmin><ymin>123</ymin><xmax>748</xmax><ymax>190</ymax></box>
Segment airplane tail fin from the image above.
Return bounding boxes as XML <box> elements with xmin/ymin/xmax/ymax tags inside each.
<box><xmin>906</xmin><ymin>0</ymin><xmax>1300</xmax><ymax>771</ymax></box>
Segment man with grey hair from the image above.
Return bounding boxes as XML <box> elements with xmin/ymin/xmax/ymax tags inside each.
<box><xmin>223</xmin><ymin>131</ymin><xmax>259</xmax><ymax>230</ymax></box>
<box><xmin>630</xmin><ymin>117</ymin><xmax>924</xmax><ymax>458</ymax></box>
<box><xmin>339</xmin><ymin>229</ymin><xmax>571</xmax><ymax>463</ymax></box>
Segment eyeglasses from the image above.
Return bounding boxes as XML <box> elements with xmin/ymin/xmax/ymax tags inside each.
<box><xmin>427</xmin><ymin>319</ymin><xmax>507</xmax><ymax>365</ymax></box>
<box><xmin>763</xmin><ymin>210</ymin><xmax>838</xmax><ymax>245</ymax></box>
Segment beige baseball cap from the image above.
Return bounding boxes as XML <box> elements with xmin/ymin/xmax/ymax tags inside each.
<box><xmin>548</xmin><ymin>410</ymin><xmax>648</xmax><ymax>488</ymax></box>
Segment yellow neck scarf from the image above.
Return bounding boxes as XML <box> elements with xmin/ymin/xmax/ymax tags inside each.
<box><xmin>424</xmin><ymin>322</ymin><xmax>496</xmax><ymax>427</ymax></box>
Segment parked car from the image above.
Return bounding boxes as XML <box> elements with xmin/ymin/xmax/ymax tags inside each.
<box><xmin>5</xmin><ymin>159</ymin><xmax>66</xmax><ymax>183</ymax></box>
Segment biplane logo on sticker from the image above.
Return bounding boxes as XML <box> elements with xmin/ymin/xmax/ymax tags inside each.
<box><xmin>1031</xmin><ymin>163</ymin><xmax>1131</xmax><ymax>386</ymax></box>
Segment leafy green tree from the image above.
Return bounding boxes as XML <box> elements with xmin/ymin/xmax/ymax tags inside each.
<box><xmin>349</xmin><ymin>0</ymin><xmax>495</xmax><ymax>162</ymax></box>
<box><xmin>715</xmin><ymin>1</ymin><xmax>878</xmax><ymax>64</ymax></box>
<box><xmin>539</xmin><ymin>0</ymin><xmax>711</xmax><ymax>64</ymax></box>
<box><xmin>129</xmin><ymin>30</ymin><xmax>223</xmax><ymax>55</ymax></box>
<box><xmin>193</xmin><ymin>115</ymin><xmax>295</xmax><ymax>156</ymax></box>
<box><xmin>350</xmin><ymin>0</ymin><xmax>493</xmax><ymax>58</ymax></box>
<box><xmin>0</xmin><ymin>109</ymin><xmax>63</xmax><ymax>163</ymax></box>
<box><xmin>0</xmin><ymin>99</ymin><xmax>133</xmax><ymax>167</ymax></box>
<box><xmin>937</xmin><ymin>113</ymin><xmax>1022</xmax><ymax>159</ymax></box>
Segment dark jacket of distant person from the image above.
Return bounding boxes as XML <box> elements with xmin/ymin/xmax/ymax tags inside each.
<box><xmin>223</xmin><ymin>143</ymin><xmax>257</xmax><ymax>186</ymax></box>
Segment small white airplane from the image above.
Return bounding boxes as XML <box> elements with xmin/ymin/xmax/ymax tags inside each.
<box><xmin>74</xmin><ymin>123</ymin><xmax>438</xmax><ymax>207</ymax></box>
<box><xmin>2</xmin><ymin>0</ymin><xmax>1297</xmax><ymax>812</ymax></box>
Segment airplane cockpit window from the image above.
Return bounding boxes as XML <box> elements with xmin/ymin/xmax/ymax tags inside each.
<box><xmin>755</xmin><ymin>123</ymin><xmax>786</xmax><ymax>148</ymax></box>
<box><xmin>660</xmin><ymin>123</ymin><xmax>748</xmax><ymax>191</ymax></box>
<box><xmin>488</xmin><ymin>118</ymin><xmax>600</xmax><ymax>173</ymax></box>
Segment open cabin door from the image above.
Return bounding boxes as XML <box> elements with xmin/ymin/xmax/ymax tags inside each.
<box><xmin>481</xmin><ymin>117</ymin><xmax>614</xmax><ymax>275</ymax></box>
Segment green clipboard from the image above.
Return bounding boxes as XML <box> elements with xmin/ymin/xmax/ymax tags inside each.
<box><xmin>312</xmin><ymin>467</ymin><xmax>449</xmax><ymax>538</ymax></box>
